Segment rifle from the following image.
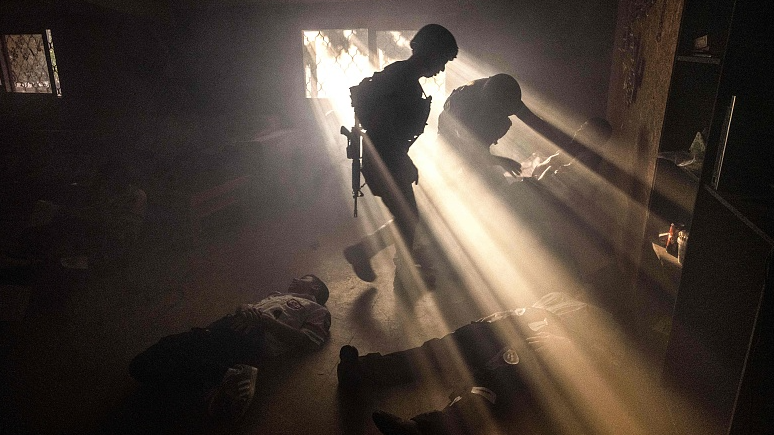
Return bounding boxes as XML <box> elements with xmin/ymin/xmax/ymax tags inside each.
<box><xmin>340</xmin><ymin>125</ymin><xmax>365</xmax><ymax>217</ymax></box>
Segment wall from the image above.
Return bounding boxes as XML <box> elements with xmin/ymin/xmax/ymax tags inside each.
<box><xmin>1</xmin><ymin>0</ymin><xmax>619</xmax><ymax>140</ymax></box>
<box><xmin>0</xmin><ymin>1</ymin><xmax>170</xmax><ymax>129</ymax></box>
<box><xmin>171</xmin><ymin>0</ymin><xmax>618</xmax><ymax>134</ymax></box>
<box><xmin>0</xmin><ymin>0</ymin><xmax>172</xmax><ymax>201</ymax></box>
<box><xmin>603</xmin><ymin>0</ymin><xmax>685</xmax><ymax>305</ymax></box>
<box><xmin>1</xmin><ymin>0</ymin><xmax>619</xmax><ymax>204</ymax></box>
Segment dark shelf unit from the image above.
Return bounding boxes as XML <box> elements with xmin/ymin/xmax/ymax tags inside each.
<box><xmin>654</xmin><ymin>0</ymin><xmax>774</xmax><ymax>433</ymax></box>
<box><xmin>632</xmin><ymin>0</ymin><xmax>729</xmax><ymax>363</ymax></box>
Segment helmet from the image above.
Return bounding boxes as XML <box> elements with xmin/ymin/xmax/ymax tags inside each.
<box><xmin>482</xmin><ymin>74</ymin><xmax>523</xmax><ymax>115</ymax></box>
<box><xmin>410</xmin><ymin>24</ymin><xmax>458</xmax><ymax>60</ymax></box>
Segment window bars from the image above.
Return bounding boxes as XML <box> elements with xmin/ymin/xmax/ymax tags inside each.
<box><xmin>0</xmin><ymin>30</ymin><xmax>62</xmax><ymax>96</ymax></box>
<box><xmin>303</xmin><ymin>29</ymin><xmax>446</xmax><ymax>100</ymax></box>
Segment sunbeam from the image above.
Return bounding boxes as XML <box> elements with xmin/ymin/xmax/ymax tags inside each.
<box><xmin>302</xmin><ymin>37</ymin><xmax>681</xmax><ymax>434</ymax></box>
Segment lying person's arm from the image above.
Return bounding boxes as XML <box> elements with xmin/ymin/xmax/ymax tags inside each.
<box><xmin>515</xmin><ymin>105</ymin><xmax>571</xmax><ymax>148</ymax></box>
<box><xmin>530</xmin><ymin>151</ymin><xmax>575</xmax><ymax>180</ymax></box>
<box><xmin>232</xmin><ymin>303</ymin><xmax>330</xmax><ymax>351</ymax></box>
<box><xmin>235</xmin><ymin>306</ymin><xmax>309</xmax><ymax>348</ymax></box>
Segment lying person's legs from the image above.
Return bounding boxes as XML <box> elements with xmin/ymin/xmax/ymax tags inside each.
<box><xmin>339</xmin><ymin>307</ymin><xmax>572</xmax><ymax>434</ymax></box>
<box><xmin>372</xmin><ymin>380</ymin><xmax>552</xmax><ymax>435</ymax></box>
<box><xmin>337</xmin><ymin>318</ymin><xmax>525</xmax><ymax>392</ymax></box>
<box><xmin>129</xmin><ymin>326</ymin><xmax>260</xmax><ymax>422</ymax></box>
<box><xmin>130</xmin><ymin>328</ymin><xmax>229</xmax><ymax>389</ymax></box>
<box><xmin>372</xmin><ymin>388</ymin><xmax>498</xmax><ymax>435</ymax></box>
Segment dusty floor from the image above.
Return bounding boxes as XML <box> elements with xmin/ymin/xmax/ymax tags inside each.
<box><xmin>0</xmin><ymin>129</ymin><xmax>676</xmax><ymax>435</ymax></box>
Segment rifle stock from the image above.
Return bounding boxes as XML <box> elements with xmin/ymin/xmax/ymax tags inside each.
<box><xmin>340</xmin><ymin>125</ymin><xmax>364</xmax><ymax>217</ymax></box>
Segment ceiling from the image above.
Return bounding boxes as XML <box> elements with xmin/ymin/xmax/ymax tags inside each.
<box><xmin>85</xmin><ymin>0</ymin><xmax>364</xmax><ymax>13</ymax></box>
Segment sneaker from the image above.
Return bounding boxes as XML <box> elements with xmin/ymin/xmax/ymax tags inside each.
<box><xmin>337</xmin><ymin>345</ymin><xmax>363</xmax><ymax>390</ymax></box>
<box><xmin>372</xmin><ymin>410</ymin><xmax>422</xmax><ymax>435</ymax></box>
<box><xmin>344</xmin><ymin>244</ymin><xmax>377</xmax><ymax>282</ymax></box>
<box><xmin>207</xmin><ymin>364</ymin><xmax>258</xmax><ymax>422</ymax></box>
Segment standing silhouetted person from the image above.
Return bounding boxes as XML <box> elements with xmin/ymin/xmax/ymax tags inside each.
<box><xmin>344</xmin><ymin>24</ymin><xmax>458</xmax><ymax>285</ymax></box>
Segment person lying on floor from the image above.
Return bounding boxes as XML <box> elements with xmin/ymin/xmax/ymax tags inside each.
<box><xmin>129</xmin><ymin>274</ymin><xmax>331</xmax><ymax>423</ymax></box>
<box><xmin>337</xmin><ymin>292</ymin><xmax>645</xmax><ymax>435</ymax></box>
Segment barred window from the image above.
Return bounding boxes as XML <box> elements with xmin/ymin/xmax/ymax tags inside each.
<box><xmin>1</xmin><ymin>30</ymin><xmax>62</xmax><ymax>96</ymax></box>
<box><xmin>302</xmin><ymin>29</ymin><xmax>447</xmax><ymax>100</ymax></box>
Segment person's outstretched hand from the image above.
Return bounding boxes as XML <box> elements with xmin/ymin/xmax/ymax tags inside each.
<box><xmin>505</xmin><ymin>159</ymin><xmax>522</xmax><ymax>176</ymax></box>
<box><xmin>493</xmin><ymin>156</ymin><xmax>522</xmax><ymax>176</ymax></box>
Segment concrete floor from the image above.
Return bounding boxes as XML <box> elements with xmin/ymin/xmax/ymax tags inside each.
<box><xmin>0</xmin><ymin>168</ymin><xmax>498</xmax><ymax>435</ymax></box>
<box><xmin>0</xmin><ymin>129</ymin><xmax>675</xmax><ymax>435</ymax></box>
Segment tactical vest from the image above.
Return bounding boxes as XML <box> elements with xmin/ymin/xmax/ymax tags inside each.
<box><xmin>350</xmin><ymin>70</ymin><xmax>431</xmax><ymax>144</ymax></box>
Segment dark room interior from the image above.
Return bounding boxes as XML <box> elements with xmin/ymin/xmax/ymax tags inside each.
<box><xmin>1</xmin><ymin>0</ymin><xmax>772</xmax><ymax>434</ymax></box>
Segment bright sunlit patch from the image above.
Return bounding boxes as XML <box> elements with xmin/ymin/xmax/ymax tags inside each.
<box><xmin>303</xmin><ymin>29</ymin><xmax>371</xmax><ymax>99</ymax></box>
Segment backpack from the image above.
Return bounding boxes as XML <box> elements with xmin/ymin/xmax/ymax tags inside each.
<box><xmin>349</xmin><ymin>75</ymin><xmax>380</xmax><ymax>130</ymax></box>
